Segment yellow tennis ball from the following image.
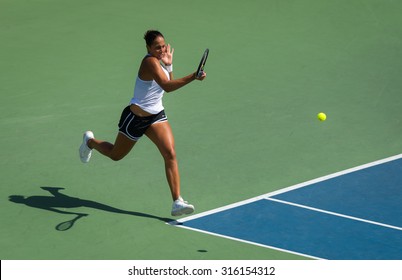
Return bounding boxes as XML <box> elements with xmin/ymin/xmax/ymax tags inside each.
<box><xmin>317</xmin><ymin>112</ymin><xmax>327</xmax><ymax>121</ymax></box>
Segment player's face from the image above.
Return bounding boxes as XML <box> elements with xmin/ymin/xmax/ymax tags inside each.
<box><xmin>147</xmin><ymin>36</ymin><xmax>166</xmax><ymax>60</ymax></box>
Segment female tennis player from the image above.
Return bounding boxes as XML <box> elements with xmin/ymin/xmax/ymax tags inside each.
<box><xmin>79</xmin><ymin>30</ymin><xmax>206</xmax><ymax>216</ymax></box>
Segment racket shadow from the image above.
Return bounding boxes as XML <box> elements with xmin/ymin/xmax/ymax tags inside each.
<box><xmin>8</xmin><ymin>186</ymin><xmax>174</xmax><ymax>231</ymax></box>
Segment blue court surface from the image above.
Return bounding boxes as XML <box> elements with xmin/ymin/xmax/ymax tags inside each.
<box><xmin>172</xmin><ymin>154</ymin><xmax>402</xmax><ymax>260</ymax></box>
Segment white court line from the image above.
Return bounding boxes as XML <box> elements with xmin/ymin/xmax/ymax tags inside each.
<box><xmin>173</xmin><ymin>223</ymin><xmax>323</xmax><ymax>260</ymax></box>
<box><xmin>266</xmin><ymin>197</ymin><xmax>402</xmax><ymax>231</ymax></box>
<box><xmin>172</xmin><ymin>153</ymin><xmax>402</xmax><ymax>224</ymax></box>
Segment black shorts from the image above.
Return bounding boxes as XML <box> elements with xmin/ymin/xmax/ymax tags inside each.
<box><xmin>118</xmin><ymin>106</ymin><xmax>167</xmax><ymax>141</ymax></box>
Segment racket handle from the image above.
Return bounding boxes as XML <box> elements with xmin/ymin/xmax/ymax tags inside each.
<box><xmin>196</xmin><ymin>71</ymin><xmax>204</xmax><ymax>78</ymax></box>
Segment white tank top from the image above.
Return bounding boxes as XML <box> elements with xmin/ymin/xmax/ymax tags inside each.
<box><xmin>130</xmin><ymin>59</ymin><xmax>170</xmax><ymax>114</ymax></box>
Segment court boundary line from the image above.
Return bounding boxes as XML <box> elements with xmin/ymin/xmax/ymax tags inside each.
<box><xmin>172</xmin><ymin>153</ymin><xmax>402</xmax><ymax>224</ymax></box>
<box><xmin>266</xmin><ymin>197</ymin><xmax>402</xmax><ymax>231</ymax></box>
<box><xmin>173</xmin><ymin>222</ymin><xmax>322</xmax><ymax>260</ymax></box>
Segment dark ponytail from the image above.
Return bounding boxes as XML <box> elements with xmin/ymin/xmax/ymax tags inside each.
<box><xmin>144</xmin><ymin>30</ymin><xmax>164</xmax><ymax>46</ymax></box>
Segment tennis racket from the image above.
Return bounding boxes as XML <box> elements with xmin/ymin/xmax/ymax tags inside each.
<box><xmin>196</xmin><ymin>48</ymin><xmax>209</xmax><ymax>78</ymax></box>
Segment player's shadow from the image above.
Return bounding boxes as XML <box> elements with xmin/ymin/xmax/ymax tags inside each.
<box><xmin>8</xmin><ymin>186</ymin><xmax>174</xmax><ymax>231</ymax></box>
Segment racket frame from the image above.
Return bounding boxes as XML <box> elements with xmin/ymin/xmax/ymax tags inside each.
<box><xmin>196</xmin><ymin>48</ymin><xmax>209</xmax><ymax>78</ymax></box>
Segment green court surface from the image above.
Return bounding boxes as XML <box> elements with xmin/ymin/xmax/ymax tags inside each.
<box><xmin>1</xmin><ymin>0</ymin><xmax>402</xmax><ymax>260</ymax></box>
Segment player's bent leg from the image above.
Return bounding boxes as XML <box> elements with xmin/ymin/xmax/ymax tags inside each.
<box><xmin>109</xmin><ymin>132</ymin><xmax>137</xmax><ymax>161</ymax></box>
<box><xmin>88</xmin><ymin>132</ymin><xmax>136</xmax><ymax>161</ymax></box>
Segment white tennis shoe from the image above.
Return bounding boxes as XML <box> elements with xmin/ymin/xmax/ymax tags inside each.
<box><xmin>79</xmin><ymin>131</ymin><xmax>94</xmax><ymax>163</ymax></box>
<box><xmin>171</xmin><ymin>197</ymin><xmax>195</xmax><ymax>216</ymax></box>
